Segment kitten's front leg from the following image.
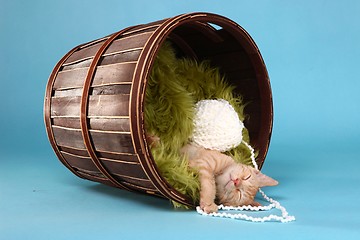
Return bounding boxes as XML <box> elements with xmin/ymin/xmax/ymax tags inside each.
<box><xmin>196</xmin><ymin>165</ymin><xmax>218</xmax><ymax>213</ymax></box>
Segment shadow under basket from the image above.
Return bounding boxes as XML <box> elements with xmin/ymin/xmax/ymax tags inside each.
<box><xmin>44</xmin><ymin>12</ymin><xmax>273</xmax><ymax>207</ymax></box>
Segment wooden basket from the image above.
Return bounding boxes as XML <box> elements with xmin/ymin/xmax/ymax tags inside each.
<box><xmin>44</xmin><ymin>12</ymin><xmax>273</xmax><ymax>207</ymax></box>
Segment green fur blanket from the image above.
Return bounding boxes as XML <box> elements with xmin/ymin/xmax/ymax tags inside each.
<box><xmin>144</xmin><ymin>41</ymin><xmax>253</xmax><ymax>208</ymax></box>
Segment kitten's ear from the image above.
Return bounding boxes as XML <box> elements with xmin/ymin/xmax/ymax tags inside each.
<box><xmin>255</xmin><ymin>170</ymin><xmax>278</xmax><ymax>187</ymax></box>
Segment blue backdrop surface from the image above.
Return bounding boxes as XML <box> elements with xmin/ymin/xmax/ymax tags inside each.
<box><xmin>1</xmin><ymin>1</ymin><xmax>359</xmax><ymax>239</ymax></box>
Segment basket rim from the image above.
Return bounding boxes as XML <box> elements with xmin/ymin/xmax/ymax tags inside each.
<box><xmin>130</xmin><ymin>12</ymin><xmax>273</xmax><ymax>207</ymax></box>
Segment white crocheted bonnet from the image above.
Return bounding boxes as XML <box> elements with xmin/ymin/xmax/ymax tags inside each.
<box><xmin>191</xmin><ymin>99</ymin><xmax>244</xmax><ymax>152</ymax></box>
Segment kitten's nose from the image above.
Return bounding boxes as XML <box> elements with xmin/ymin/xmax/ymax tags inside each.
<box><xmin>233</xmin><ymin>178</ymin><xmax>240</xmax><ymax>186</ymax></box>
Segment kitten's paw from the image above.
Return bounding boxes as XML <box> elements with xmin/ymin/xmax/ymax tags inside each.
<box><xmin>200</xmin><ymin>202</ymin><xmax>218</xmax><ymax>213</ymax></box>
<box><xmin>146</xmin><ymin>134</ymin><xmax>160</xmax><ymax>148</ymax></box>
<box><xmin>251</xmin><ymin>201</ymin><xmax>262</xmax><ymax>207</ymax></box>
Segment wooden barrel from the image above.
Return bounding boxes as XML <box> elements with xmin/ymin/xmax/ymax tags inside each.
<box><xmin>44</xmin><ymin>12</ymin><xmax>273</xmax><ymax>207</ymax></box>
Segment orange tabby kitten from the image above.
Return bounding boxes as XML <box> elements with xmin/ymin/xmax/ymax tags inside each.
<box><xmin>181</xmin><ymin>144</ymin><xmax>278</xmax><ymax>213</ymax></box>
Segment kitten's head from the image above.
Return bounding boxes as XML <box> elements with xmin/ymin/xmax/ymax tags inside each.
<box><xmin>215</xmin><ymin>164</ymin><xmax>278</xmax><ymax>206</ymax></box>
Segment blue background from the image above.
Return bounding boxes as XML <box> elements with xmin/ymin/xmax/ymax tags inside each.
<box><xmin>1</xmin><ymin>0</ymin><xmax>359</xmax><ymax>239</ymax></box>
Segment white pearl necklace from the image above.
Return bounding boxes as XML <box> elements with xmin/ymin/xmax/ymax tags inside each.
<box><xmin>196</xmin><ymin>140</ymin><xmax>295</xmax><ymax>223</ymax></box>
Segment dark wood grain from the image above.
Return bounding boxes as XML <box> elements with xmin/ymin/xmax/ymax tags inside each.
<box><xmin>64</xmin><ymin>32</ymin><xmax>153</xmax><ymax>65</ymax></box>
<box><xmin>52</xmin><ymin>116</ymin><xmax>131</xmax><ymax>132</ymax></box>
<box><xmin>51</xmin><ymin>94</ymin><xmax>130</xmax><ymax>117</ymax></box>
<box><xmin>54</xmin><ymin>62</ymin><xmax>137</xmax><ymax>90</ymax></box>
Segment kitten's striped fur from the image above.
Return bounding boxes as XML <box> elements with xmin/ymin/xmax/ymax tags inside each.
<box><xmin>181</xmin><ymin>144</ymin><xmax>278</xmax><ymax>213</ymax></box>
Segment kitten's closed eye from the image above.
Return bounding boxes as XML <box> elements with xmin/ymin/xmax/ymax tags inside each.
<box><xmin>243</xmin><ymin>174</ymin><xmax>251</xmax><ymax>181</ymax></box>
